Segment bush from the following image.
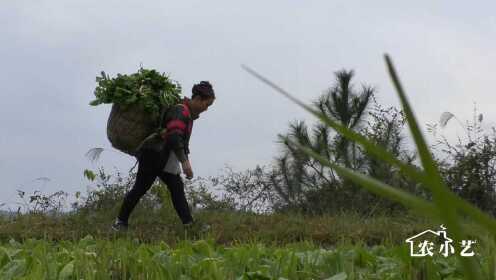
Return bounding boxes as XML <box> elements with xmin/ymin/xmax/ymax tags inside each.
<box><xmin>429</xmin><ymin>108</ymin><xmax>496</xmax><ymax>215</ymax></box>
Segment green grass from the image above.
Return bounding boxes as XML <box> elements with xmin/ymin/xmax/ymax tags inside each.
<box><xmin>0</xmin><ymin>235</ymin><xmax>488</xmax><ymax>279</ymax></box>
<box><xmin>0</xmin><ymin>210</ymin><xmax>434</xmax><ymax>247</ymax></box>
<box><xmin>0</xmin><ymin>210</ymin><xmax>492</xmax><ymax>279</ymax></box>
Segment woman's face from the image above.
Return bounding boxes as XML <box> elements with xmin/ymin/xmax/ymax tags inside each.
<box><xmin>197</xmin><ymin>97</ymin><xmax>215</xmax><ymax>114</ymax></box>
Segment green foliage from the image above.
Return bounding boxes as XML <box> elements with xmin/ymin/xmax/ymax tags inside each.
<box><xmin>15</xmin><ymin>189</ymin><xmax>67</xmax><ymax>215</ymax></box>
<box><xmin>0</xmin><ymin>237</ymin><xmax>484</xmax><ymax>279</ymax></box>
<box><xmin>268</xmin><ymin>70</ymin><xmax>417</xmax><ymax>215</ymax></box>
<box><xmin>242</xmin><ymin>55</ymin><xmax>496</xmax><ymax>279</ymax></box>
<box><xmin>83</xmin><ymin>169</ymin><xmax>96</xmax><ymax>182</ymax></box>
<box><xmin>185</xmin><ymin>177</ymin><xmax>238</xmax><ymax>212</ymax></box>
<box><xmin>271</xmin><ymin>70</ymin><xmax>375</xmax><ymax>214</ymax></box>
<box><xmin>89</xmin><ymin>67</ymin><xmax>182</xmax><ymax>117</ymax></box>
<box><xmin>211</xmin><ymin>166</ymin><xmax>279</xmax><ymax>214</ymax></box>
<box><xmin>429</xmin><ymin>107</ymin><xmax>496</xmax><ymax>215</ymax></box>
<box><xmin>313</xmin><ymin>70</ymin><xmax>373</xmax><ymax>169</ymax></box>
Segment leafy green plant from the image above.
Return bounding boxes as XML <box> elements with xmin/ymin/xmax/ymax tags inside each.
<box><xmin>427</xmin><ymin>107</ymin><xmax>496</xmax><ymax>216</ymax></box>
<box><xmin>0</xmin><ymin>237</ymin><xmax>480</xmax><ymax>279</ymax></box>
<box><xmin>242</xmin><ymin>55</ymin><xmax>496</xmax><ymax>279</ymax></box>
<box><xmin>89</xmin><ymin>67</ymin><xmax>182</xmax><ymax>117</ymax></box>
<box><xmin>16</xmin><ymin>189</ymin><xmax>68</xmax><ymax>215</ymax></box>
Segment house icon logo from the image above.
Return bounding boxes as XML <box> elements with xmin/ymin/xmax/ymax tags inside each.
<box><xmin>405</xmin><ymin>225</ymin><xmax>454</xmax><ymax>257</ymax></box>
<box><xmin>405</xmin><ymin>225</ymin><xmax>477</xmax><ymax>257</ymax></box>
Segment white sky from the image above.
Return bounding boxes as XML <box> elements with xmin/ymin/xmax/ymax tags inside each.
<box><xmin>1</xmin><ymin>1</ymin><xmax>496</xmax><ymax>210</ymax></box>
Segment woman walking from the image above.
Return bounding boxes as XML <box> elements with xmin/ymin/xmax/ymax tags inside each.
<box><xmin>112</xmin><ymin>81</ymin><xmax>216</xmax><ymax>231</ymax></box>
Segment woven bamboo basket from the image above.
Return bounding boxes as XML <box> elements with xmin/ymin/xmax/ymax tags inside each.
<box><xmin>106</xmin><ymin>103</ymin><xmax>159</xmax><ymax>157</ymax></box>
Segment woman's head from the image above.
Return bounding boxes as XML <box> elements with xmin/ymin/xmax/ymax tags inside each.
<box><xmin>190</xmin><ymin>81</ymin><xmax>215</xmax><ymax>115</ymax></box>
<box><xmin>192</xmin><ymin>81</ymin><xmax>215</xmax><ymax>99</ymax></box>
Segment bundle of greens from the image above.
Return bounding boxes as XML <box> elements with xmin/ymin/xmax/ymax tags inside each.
<box><xmin>90</xmin><ymin>68</ymin><xmax>182</xmax><ymax>117</ymax></box>
<box><xmin>89</xmin><ymin>68</ymin><xmax>183</xmax><ymax>156</ymax></box>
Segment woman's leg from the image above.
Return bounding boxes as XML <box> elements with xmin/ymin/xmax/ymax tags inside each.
<box><xmin>158</xmin><ymin>172</ymin><xmax>194</xmax><ymax>224</ymax></box>
<box><xmin>117</xmin><ymin>150</ymin><xmax>162</xmax><ymax>224</ymax></box>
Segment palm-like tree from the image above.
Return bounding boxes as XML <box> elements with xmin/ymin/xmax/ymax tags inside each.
<box><xmin>272</xmin><ymin>70</ymin><xmax>374</xmax><ymax>213</ymax></box>
<box><xmin>314</xmin><ymin>70</ymin><xmax>373</xmax><ymax>168</ymax></box>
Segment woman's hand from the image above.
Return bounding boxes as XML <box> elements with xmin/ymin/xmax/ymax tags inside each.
<box><xmin>181</xmin><ymin>160</ymin><xmax>193</xmax><ymax>179</ymax></box>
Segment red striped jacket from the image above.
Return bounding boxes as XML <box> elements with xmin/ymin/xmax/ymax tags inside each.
<box><xmin>160</xmin><ymin>98</ymin><xmax>194</xmax><ymax>162</ymax></box>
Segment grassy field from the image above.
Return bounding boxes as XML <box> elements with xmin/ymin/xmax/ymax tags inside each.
<box><xmin>0</xmin><ymin>235</ymin><xmax>476</xmax><ymax>280</ymax></box>
<box><xmin>0</xmin><ymin>210</ymin><xmax>434</xmax><ymax>246</ymax></box>
<box><xmin>0</xmin><ymin>211</ymin><xmax>491</xmax><ymax>279</ymax></box>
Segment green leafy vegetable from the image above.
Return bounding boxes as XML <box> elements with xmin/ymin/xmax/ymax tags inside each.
<box><xmin>90</xmin><ymin>67</ymin><xmax>182</xmax><ymax>116</ymax></box>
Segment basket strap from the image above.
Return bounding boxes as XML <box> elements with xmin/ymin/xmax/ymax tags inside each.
<box><xmin>158</xmin><ymin>106</ymin><xmax>168</xmax><ymax>129</ymax></box>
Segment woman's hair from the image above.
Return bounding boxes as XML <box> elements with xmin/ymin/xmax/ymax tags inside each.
<box><xmin>192</xmin><ymin>81</ymin><xmax>215</xmax><ymax>100</ymax></box>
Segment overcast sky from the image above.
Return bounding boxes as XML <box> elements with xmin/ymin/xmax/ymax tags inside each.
<box><xmin>2</xmin><ymin>1</ymin><xmax>496</xmax><ymax>210</ymax></box>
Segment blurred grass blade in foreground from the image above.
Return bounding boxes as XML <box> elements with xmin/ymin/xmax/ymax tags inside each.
<box><xmin>383</xmin><ymin>55</ymin><xmax>481</xmax><ymax>277</ymax></box>
<box><xmin>241</xmin><ymin>64</ymin><xmax>496</xmax><ymax>237</ymax></box>
<box><xmin>242</xmin><ymin>55</ymin><xmax>492</xmax><ymax>279</ymax></box>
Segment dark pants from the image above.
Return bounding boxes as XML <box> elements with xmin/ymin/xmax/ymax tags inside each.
<box><xmin>117</xmin><ymin>148</ymin><xmax>193</xmax><ymax>225</ymax></box>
